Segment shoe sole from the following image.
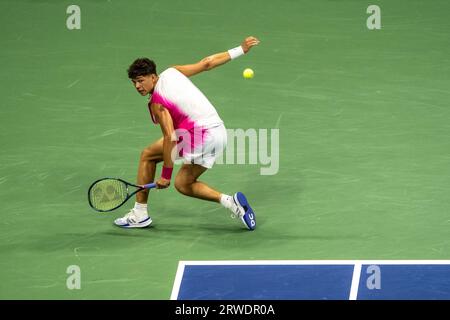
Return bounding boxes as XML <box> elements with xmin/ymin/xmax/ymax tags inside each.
<box><xmin>234</xmin><ymin>192</ymin><xmax>256</xmax><ymax>231</ymax></box>
<box><xmin>114</xmin><ymin>217</ymin><xmax>153</xmax><ymax>228</ymax></box>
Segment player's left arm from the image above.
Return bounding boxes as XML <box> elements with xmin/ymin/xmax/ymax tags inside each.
<box><xmin>150</xmin><ymin>103</ymin><xmax>176</xmax><ymax>189</ymax></box>
<box><xmin>174</xmin><ymin>36</ymin><xmax>260</xmax><ymax>77</ymax></box>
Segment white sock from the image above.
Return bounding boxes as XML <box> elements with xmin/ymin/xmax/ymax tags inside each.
<box><xmin>220</xmin><ymin>194</ymin><xmax>234</xmax><ymax>210</ymax></box>
<box><xmin>134</xmin><ymin>202</ymin><xmax>148</xmax><ymax>214</ymax></box>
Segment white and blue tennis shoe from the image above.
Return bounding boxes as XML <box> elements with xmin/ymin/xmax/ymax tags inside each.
<box><xmin>114</xmin><ymin>209</ymin><xmax>152</xmax><ymax>228</ymax></box>
<box><xmin>231</xmin><ymin>192</ymin><xmax>256</xmax><ymax>230</ymax></box>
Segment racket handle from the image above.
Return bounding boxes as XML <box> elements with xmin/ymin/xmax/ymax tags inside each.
<box><xmin>142</xmin><ymin>182</ymin><xmax>157</xmax><ymax>189</ymax></box>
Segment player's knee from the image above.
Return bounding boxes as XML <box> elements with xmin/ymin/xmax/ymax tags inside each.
<box><xmin>140</xmin><ymin>148</ymin><xmax>157</xmax><ymax>162</ymax></box>
<box><xmin>174</xmin><ymin>178</ymin><xmax>186</xmax><ymax>195</ymax></box>
<box><xmin>174</xmin><ymin>177</ymin><xmax>190</xmax><ymax>195</ymax></box>
<box><xmin>140</xmin><ymin>149</ymin><xmax>149</xmax><ymax>161</ymax></box>
<box><xmin>140</xmin><ymin>146</ymin><xmax>163</xmax><ymax>163</ymax></box>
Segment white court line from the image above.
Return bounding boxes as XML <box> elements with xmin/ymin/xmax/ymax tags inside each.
<box><xmin>349</xmin><ymin>263</ymin><xmax>362</xmax><ymax>300</ymax></box>
<box><xmin>176</xmin><ymin>260</ymin><xmax>450</xmax><ymax>265</ymax></box>
<box><xmin>170</xmin><ymin>260</ymin><xmax>450</xmax><ymax>300</ymax></box>
<box><xmin>170</xmin><ymin>261</ymin><xmax>187</xmax><ymax>300</ymax></box>
<box><xmin>66</xmin><ymin>79</ymin><xmax>80</xmax><ymax>88</ymax></box>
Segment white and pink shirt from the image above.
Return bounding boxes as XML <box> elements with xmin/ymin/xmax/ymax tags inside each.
<box><xmin>148</xmin><ymin>67</ymin><xmax>223</xmax><ymax>132</ymax></box>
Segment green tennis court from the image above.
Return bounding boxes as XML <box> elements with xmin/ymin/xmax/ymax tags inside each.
<box><xmin>0</xmin><ymin>0</ymin><xmax>449</xmax><ymax>299</ymax></box>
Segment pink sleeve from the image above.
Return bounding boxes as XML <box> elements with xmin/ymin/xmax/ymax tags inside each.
<box><xmin>148</xmin><ymin>92</ymin><xmax>167</xmax><ymax>124</ymax></box>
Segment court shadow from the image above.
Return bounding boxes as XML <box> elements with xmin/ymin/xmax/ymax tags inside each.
<box><xmin>5</xmin><ymin>209</ymin><xmax>364</xmax><ymax>254</ymax></box>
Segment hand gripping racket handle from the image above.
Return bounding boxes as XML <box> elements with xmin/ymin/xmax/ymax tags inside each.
<box><xmin>141</xmin><ymin>182</ymin><xmax>157</xmax><ymax>189</ymax></box>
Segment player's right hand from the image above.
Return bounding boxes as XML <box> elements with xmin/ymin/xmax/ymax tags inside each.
<box><xmin>156</xmin><ymin>177</ymin><xmax>170</xmax><ymax>189</ymax></box>
<box><xmin>241</xmin><ymin>36</ymin><xmax>260</xmax><ymax>54</ymax></box>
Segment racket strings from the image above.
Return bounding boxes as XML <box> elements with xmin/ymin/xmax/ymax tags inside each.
<box><xmin>89</xmin><ymin>179</ymin><xmax>128</xmax><ymax>211</ymax></box>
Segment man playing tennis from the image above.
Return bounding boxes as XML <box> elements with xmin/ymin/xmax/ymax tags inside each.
<box><xmin>114</xmin><ymin>36</ymin><xmax>259</xmax><ymax>230</ymax></box>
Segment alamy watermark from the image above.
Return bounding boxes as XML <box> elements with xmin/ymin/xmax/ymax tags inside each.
<box><xmin>66</xmin><ymin>5</ymin><xmax>81</xmax><ymax>30</ymax></box>
<box><xmin>66</xmin><ymin>265</ymin><xmax>81</xmax><ymax>290</ymax></box>
<box><xmin>171</xmin><ymin>127</ymin><xmax>279</xmax><ymax>175</ymax></box>
<box><xmin>367</xmin><ymin>5</ymin><xmax>381</xmax><ymax>30</ymax></box>
<box><xmin>366</xmin><ymin>265</ymin><xmax>381</xmax><ymax>290</ymax></box>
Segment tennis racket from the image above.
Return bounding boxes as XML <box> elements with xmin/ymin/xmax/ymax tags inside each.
<box><xmin>88</xmin><ymin>178</ymin><xmax>156</xmax><ymax>212</ymax></box>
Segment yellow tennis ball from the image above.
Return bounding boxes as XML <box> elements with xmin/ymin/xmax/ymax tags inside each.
<box><xmin>243</xmin><ymin>68</ymin><xmax>254</xmax><ymax>79</ymax></box>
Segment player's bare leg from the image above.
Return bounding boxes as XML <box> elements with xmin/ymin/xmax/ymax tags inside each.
<box><xmin>175</xmin><ymin>164</ymin><xmax>256</xmax><ymax>230</ymax></box>
<box><xmin>136</xmin><ymin>137</ymin><xmax>164</xmax><ymax>203</ymax></box>
<box><xmin>114</xmin><ymin>137</ymin><xmax>163</xmax><ymax>228</ymax></box>
<box><xmin>174</xmin><ymin>164</ymin><xmax>221</xmax><ymax>202</ymax></box>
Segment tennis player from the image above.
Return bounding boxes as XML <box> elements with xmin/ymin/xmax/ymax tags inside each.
<box><xmin>115</xmin><ymin>36</ymin><xmax>259</xmax><ymax>230</ymax></box>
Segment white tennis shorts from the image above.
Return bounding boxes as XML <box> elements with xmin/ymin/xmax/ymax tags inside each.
<box><xmin>178</xmin><ymin>124</ymin><xmax>227</xmax><ymax>169</ymax></box>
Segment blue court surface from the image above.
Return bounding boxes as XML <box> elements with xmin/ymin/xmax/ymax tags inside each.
<box><xmin>171</xmin><ymin>261</ymin><xmax>450</xmax><ymax>300</ymax></box>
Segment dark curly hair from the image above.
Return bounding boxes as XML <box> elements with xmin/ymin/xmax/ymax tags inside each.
<box><xmin>127</xmin><ymin>58</ymin><xmax>157</xmax><ymax>79</ymax></box>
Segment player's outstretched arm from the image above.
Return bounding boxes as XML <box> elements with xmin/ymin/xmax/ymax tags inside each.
<box><xmin>174</xmin><ymin>36</ymin><xmax>260</xmax><ymax>77</ymax></box>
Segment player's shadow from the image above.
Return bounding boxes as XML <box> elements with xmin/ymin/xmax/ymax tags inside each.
<box><xmin>3</xmin><ymin>220</ymin><xmax>364</xmax><ymax>254</ymax></box>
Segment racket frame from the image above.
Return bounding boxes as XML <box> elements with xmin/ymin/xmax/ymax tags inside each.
<box><xmin>88</xmin><ymin>177</ymin><xmax>156</xmax><ymax>212</ymax></box>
